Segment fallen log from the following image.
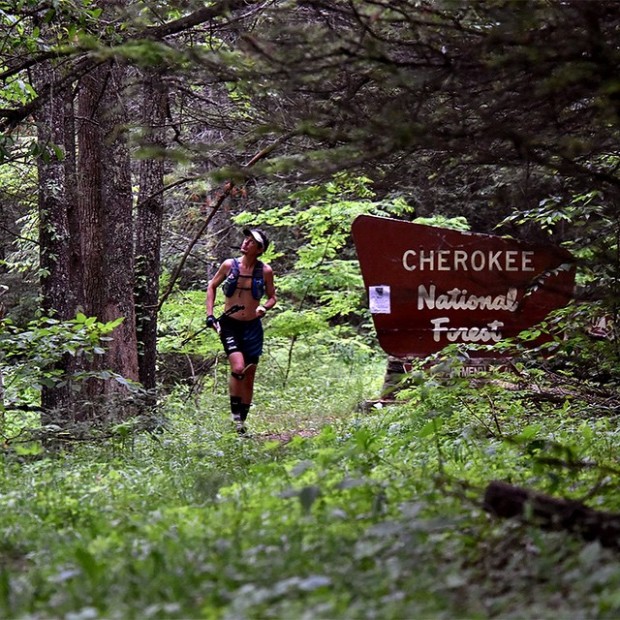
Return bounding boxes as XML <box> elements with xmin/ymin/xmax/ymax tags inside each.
<box><xmin>483</xmin><ymin>480</ymin><xmax>620</xmax><ymax>549</ymax></box>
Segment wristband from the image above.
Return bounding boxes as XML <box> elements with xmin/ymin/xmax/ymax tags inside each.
<box><xmin>257</xmin><ymin>305</ymin><xmax>267</xmax><ymax>314</ymax></box>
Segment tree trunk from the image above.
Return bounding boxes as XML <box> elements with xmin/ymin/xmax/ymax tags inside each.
<box><xmin>75</xmin><ymin>64</ymin><xmax>107</xmax><ymax>419</ymax></box>
<box><xmin>74</xmin><ymin>60</ymin><xmax>139</xmax><ymax>422</ymax></box>
<box><xmin>34</xmin><ymin>59</ymin><xmax>139</xmax><ymax>426</ymax></box>
<box><xmin>77</xmin><ymin>66</ymin><xmax>106</xmax><ymax>319</ymax></box>
<box><xmin>99</xmin><ymin>62</ymin><xmax>139</xmax><ymax>400</ymax></box>
<box><xmin>33</xmin><ymin>62</ymin><xmax>75</xmax><ymax>423</ymax></box>
<box><xmin>380</xmin><ymin>356</ymin><xmax>408</xmax><ymax>400</ymax></box>
<box><xmin>0</xmin><ymin>286</ymin><xmax>5</xmax><ymax>413</ymax></box>
<box><xmin>135</xmin><ymin>70</ymin><xmax>167</xmax><ymax>402</ymax></box>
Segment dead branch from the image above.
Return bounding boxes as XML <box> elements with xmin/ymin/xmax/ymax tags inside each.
<box><xmin>483</xmin><ymin>480</ymin><xmax>620</xmax><ymax>549</ymax></box>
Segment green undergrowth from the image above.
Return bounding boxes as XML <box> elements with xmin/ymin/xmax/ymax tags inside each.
<box><xmin>2</xmin><ymin>353</ymin><xmax>620</xmax><ymax>619</ymax></box>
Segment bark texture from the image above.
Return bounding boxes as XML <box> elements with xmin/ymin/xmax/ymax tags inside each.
<box><xmin>34</xmin><ymin>62</ymin><xmax>75</xmax><ymax>421</ymax></box>
<box><xmin>136</xmin><ymin>70</ymin><xmax>167</xmax><ymax>397</ymax></box>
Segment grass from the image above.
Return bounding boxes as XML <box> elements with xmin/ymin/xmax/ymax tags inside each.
<box><xmin>2</xmin><ymin>344</ymin><xmax>620</xmax><ymax>619</ymax></box>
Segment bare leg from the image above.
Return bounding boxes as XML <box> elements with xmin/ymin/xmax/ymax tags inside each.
<box><xmin>228</xmin><ymin>352</ymin><xmax>246</xmax><ymax>398</ymax></box>
<box><xmin>240</xmin><ymin>364</ymin><xmax>257</xmax><ymax>405</ymax></box>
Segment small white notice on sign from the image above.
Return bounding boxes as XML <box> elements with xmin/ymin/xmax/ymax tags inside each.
<box><xmin>369</xmin><ymin>285</ymin><xmax>391</xmax><ymax>314</ymax></box>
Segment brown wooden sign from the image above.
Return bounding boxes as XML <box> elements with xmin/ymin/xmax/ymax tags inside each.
<box><xmin>351</xmin><ymin>215</ymin><xmax>575</xmax><ymax>358</ymax></box>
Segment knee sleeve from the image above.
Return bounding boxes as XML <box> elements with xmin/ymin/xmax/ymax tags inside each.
<box><xmin>231</xmin><ymin>362</ymin><xmax>256</xmax><ymax>381</ymax></box>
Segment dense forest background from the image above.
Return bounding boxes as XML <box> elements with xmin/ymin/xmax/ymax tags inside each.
<box><xmin>2</xmin><ymin>0</ymin><xmax>619</xmax><ymax>423</ymax></box>
<box><xmin>2</xmin><ymin>1</ymin><xmax>620</xmax><ymax>618</ymax></box>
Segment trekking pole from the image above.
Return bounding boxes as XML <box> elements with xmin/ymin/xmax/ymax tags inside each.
<box><xmin>180</xmin><ymin>304</ymin><xmax>244</xmax><ymax>345</ymax></box>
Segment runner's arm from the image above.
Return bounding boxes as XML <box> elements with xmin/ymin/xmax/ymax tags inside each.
<box><xmin>257</xmin><ymin>264</ymin><xmax>277</xmax><ymax>316</ymax></box>
<box><xmin>206</xmin><ymin>259</ymin><xmax>232</xmax><ymax>316</ymax></box>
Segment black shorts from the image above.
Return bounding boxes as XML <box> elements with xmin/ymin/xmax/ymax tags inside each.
<box><xmin>219</xmin><ymin>316</ymin><xmax>264</xmax><ymax>364</ymax></box>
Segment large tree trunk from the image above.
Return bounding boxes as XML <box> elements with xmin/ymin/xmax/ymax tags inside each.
<box><xmin>33</xmin><ymin>63</ymin><xmax>75</xmax><ymax>423</ymax></box>
<box><xmin>34</xmin><ymin>58</ymin><xmax>141</xmax><ymax>427</ymax></box>
<box><xmin>77</xmin><ymin>66</ymin><xmax>106</xmax><ymax>320</ymax></box>
<box><xmin>135</xmin><ymin>70</ymin><xmax>167</xmax><ymax>402</ymax></box>
<box><xmin>76</xmin><ymin>64</ymin><xmax>107</xmax><ymax>420</ymax></box>
<box><xmin>74</xmin><ymin>60</ymin><xmax>138</xmax><ymax>422</ymax></box>
<box><xmin>99</xmin><ymin>62</ymin><xmax>139</xmax><ymax>400</ymax></box>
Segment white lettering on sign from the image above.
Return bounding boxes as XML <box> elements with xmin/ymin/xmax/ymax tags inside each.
<box><xmin>460</xmin><ymin>365</ymin><xmax>491</xmax><ymax>376</ymax></box>
<box><xmin>430</xmin><ymin>317</ymin><xmax>505</xmax><ymax>343</ymax></box>
<box><xmin>402</xmin><ymin>249</ymin><xmax>535</xmax><ymax>272</ymax></box>
<box><xmin>397</xmin><ymin>245</ymin><xmax>547</xmax><ymax>346</ymax></box>
<box><xmin>417</xmin><ymin>285</ymin><xmax>519</xmax><ymax>312</ymax></box>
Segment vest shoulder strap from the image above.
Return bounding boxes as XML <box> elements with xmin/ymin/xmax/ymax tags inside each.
<box><xmin>232</xmin><ymin>259</ymin><xmax>263</xmax><ymax>276</ymax></box>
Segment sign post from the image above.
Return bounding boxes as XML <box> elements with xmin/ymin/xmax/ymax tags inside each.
<box><xmin>352</xmin><ymin>215</ymin><xmax>575</xmax><ymax>362</ymax></box>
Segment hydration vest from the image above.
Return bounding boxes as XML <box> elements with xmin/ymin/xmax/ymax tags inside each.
<box><xmin>222</xmin><ymin>258</ymin><xmax>265</xmax><ymax>300</ymax></box>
